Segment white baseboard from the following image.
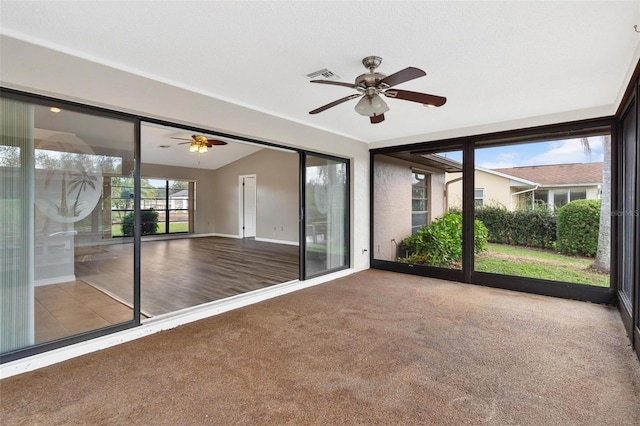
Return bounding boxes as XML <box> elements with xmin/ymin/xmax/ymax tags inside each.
<box><xmin>254</xmin><ymin>237</ymin><xmax>299</xmax><ymax>246</ymax></box>
<box><xmin>207</xmin><ymin>233</ymin><xmax>241</xmax><ymax>239</ymax></box>
<box><xmin>34</xmin><ymin>275</ymin><xmax>76</xmax><ymax>287</ymax></box>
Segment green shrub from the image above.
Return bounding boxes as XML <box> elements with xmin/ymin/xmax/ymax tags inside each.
<box><xmin>402</xmin><ymin>212</ymin><xmax>488</xmax><ymax>268</ymax></box>
<box><xmin>475</xmin><ymin>205</ymin><xmax>556</xmax><ymax>249</ymax></box>
<box><xmin>121</xmin><ymin>209</ymin><xmax>159</xmax><ymax>237</ymax></box>
<box><xmin>556</xmin><ymin>199</ymin><xmax>600</xmax><ymax>257</ymax></box>
<box><xmin>474</xmin><ymin>205</ymin><xmax>511</xmax><ymax>244</ymax></box>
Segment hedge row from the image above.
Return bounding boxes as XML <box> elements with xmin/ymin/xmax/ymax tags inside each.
<box><xmin>474</xmin><ymin>205</ymin><xmax>556</xmax><ymax>249</ymax></box>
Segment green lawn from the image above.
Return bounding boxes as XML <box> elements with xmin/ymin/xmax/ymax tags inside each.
<box><xmin>475</xmin><ymin>243</ymin><xmax>609</xmax><ymax>287</ymax></box>
<box><xmin>111</xmin><ymin>222</ymin><xmax>189</xmax><ymax>237</ymax></box>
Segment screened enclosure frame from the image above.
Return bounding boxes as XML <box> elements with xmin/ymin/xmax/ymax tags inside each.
<box><xmin>370</xmin><ymin>116</ymin><xmax>617</xmax><ymax>305</ymax></box>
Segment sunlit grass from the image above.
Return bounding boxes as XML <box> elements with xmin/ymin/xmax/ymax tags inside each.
<box><xmin>475</xmin><ymin>243</ymin><xmax>609</xmax><ymax>287</ymax></box>
<box><xmin>111</xmin><ymin>222</ymin><xmax>188</xmax><ymax>237</ymax></box>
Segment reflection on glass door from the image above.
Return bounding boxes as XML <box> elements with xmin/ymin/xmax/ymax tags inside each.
<box><xmin>1</xmin><ymin>96</ymin><xmax>136</xmax><ymax>358</ymax></box>
<box><xmin>304</xmin><ymin>154</ymin><xmax>348</xmax><ymax>278</ymax></box>
<box><xmin>373</xmin><ymin>149</ymin><xmax>464</xmax><ymax>270</ymax></box>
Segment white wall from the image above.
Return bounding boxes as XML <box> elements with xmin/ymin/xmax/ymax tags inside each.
<box><xmin>0</xmin><ymin>35</ymin><xmax>370</xmax><ymax>271</ymax></box>
<box><xmin>212</xmin><ymin>149</ymin><xmax>299</xmax><ymax>243</ymax></box>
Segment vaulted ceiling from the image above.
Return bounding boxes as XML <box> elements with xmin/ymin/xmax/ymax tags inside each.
<box><xmin>1</xmin><ymin>1</ymin><xmax>639</xmax><ymax>147</ymax></box>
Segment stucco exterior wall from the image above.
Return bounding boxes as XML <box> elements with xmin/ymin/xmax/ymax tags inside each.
<box><xmin>373</xmin><ymin>156</ymin><xmax>412</xmax><ymax>261</ymax></box>
<box><xmin>446</xmin><ymin>170</ymin><xmax>514</xmax><ymax>210</ymax></box>
<box><xmin>373</xmin><ymin>155</ymin><xmax>449</xmax><ymax>261</ymax></box>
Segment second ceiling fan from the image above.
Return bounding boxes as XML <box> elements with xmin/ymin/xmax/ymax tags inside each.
<box><xmin>309</xmin><ymin>56</ymin><xmax>446</xmax><ymax>124</ymax></box>
<box><xmin>170</xmin><ymin>134</ymin><xmax>228</xmax><ymax>153</ymax></box>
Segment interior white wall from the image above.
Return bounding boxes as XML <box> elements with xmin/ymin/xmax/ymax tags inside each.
<box><xmin>212</xmin><ymin>149</ymin><xmax>299</xmax><ymax>243</ymax></box>
<box><xmin>0</xmin><ymin>35</ymin><xmax>371</xmax><ymax>271</ymax></box>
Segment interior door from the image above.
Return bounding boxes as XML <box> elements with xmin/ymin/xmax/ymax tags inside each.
<box><xmin>242</xmin><ymin>175</ymin><xmax>256</xmax><ymax>238</ymax></box>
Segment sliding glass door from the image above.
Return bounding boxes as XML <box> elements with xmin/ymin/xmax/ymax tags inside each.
<box><xmin>1</xmin><ymin>93</ymin><xmax>137</xmax><ymax>361</ymax></box>
<box><xmin>303</xmin><ymin>153</ymin><xmax>349</xmax><ymax>278</ymax></box>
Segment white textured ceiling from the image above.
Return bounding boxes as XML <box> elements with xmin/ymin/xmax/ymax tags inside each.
<box><xmin>1</xmin><ymin>1</ymin><xmax>639</xmax><ymax>145</ymax></box>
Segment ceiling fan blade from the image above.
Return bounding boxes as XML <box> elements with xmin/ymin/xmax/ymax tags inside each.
<box><xmin>310</xmin><ymin>80</ymin><xmax>360</xmax><ymax>90</ymax></box>
<box><xmin>379</xmin><ymin>67</ymin><xmax>426</xmax><ymax>88</ymax></box>
<box><xmin>205</xmin><ymin>140</ymin><xmax>228</xmax><ymax>146</ymax></box>
<box><xmin>309</xmin><ymin>93</ymin><xmax>362</xmax><ymax>114</ymax></box>
<box><xmin>384</xmin><ymin>89</ymin><xmax>447</xmax><ymax>107</ymax></box>
<box><xmin>370</xmin><ymin>114</ymin><xmax>385</xmax><ymax>124</ymax></box>
<box><xmin>177</xmin><ymin>141</ymin><xmax>191</xmax><ymax>145</ymax></box>
<box><xmin>170</xmin><ymin>136</ymin><xmax>192</xmax><ymax>141</ymax></box>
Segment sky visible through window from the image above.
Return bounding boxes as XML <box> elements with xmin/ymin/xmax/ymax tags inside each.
<box><xmin>443</xmin><ymin>136</ymin><xmax>605</xmax><ymax>168</ymax></box>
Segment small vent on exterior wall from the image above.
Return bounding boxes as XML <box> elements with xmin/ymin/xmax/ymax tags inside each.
<box><xmin>306</xmin><ymin>68</ymin><xmax>341</xmax><ymax>80</ymax></box>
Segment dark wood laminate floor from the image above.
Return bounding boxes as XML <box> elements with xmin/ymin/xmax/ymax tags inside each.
<box><xmin>75</xmin><ymin>237</ymin><xmax>299</xmax><ymax>317</ymax></box>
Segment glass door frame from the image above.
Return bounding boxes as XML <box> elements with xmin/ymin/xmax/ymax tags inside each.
<box><xmin>299</xmin><ymin>151</ymin><xmax>351</xmax><ymax>280</ymax></box>
<box><xmin>0</xmin><ymin>88</ymin><xmax>141</xmax><ymax>363</ymax></box>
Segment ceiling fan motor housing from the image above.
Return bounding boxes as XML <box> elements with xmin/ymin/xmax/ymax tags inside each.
<box><xmin>355</xmin><ymin>72</ymin><xmax>387</xmax><ymax>89</ymax></box>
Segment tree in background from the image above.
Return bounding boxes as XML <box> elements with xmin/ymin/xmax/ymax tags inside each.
<box><xmin>581</xmin><ymin>136</ymin><xmax>611</xmax><ymax>272</ymax></box>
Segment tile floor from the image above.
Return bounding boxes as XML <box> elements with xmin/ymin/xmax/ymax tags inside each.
<box><xmin>34</xmin><ymin>281</ymin><xmax>135</xmax><ymax>344</ymax></box>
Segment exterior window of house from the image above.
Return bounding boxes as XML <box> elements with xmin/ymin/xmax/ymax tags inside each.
<box><xmin>554</xmin><ymin>190</ymin><xmax>569</xmax><ymax>210</ymax></box>
<box><xmin>570</xmin><ymin>189</ymin><xmax>586</xmax><ymax>201</ymax></box>
<box><xmin>534</xmin><ymin>190</ymin><xmax>549</xmax><ymax>206</ymax></box>
<box><xmin>411</xmin><ymin>172</ymin><xmax>429</xmax><ymax>234</ymax></box>
<box><xmin>474</xmin><ymin>188</ymin><xmax>484</xmax><ymax>207</ymax></box>
<box><xmin>553</xmin><ymin>187</ymin><xmax>587</xmax><ymax>210</ymax></box>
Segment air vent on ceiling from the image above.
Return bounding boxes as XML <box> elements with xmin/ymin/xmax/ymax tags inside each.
<box><xmin>306</xmin><ymin>68</ymin><xmax>341</xmax><ymax>80</ymax></box>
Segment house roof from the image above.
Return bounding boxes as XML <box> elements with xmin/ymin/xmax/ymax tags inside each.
<box><xmin>170</xmin><ymin>189</ymin><xmax>189</xmax><ymax>198</ymax></box>
<box><xmin>494</xmin><ymin>163</ymin><xmax>603</xmax><ymax>186</ymax></box>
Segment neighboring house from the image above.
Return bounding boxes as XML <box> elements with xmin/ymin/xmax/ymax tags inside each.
<box><xmin>494</xmin><ymin>163</ymin><xmax>602</xmax><ymax>210</ymax></box>
<box><xmin>169</xmin><ymin>189</ymin><xmax>189</xmax><ymax>210</ymax></box>
<box><xmin>446</xmin><ymin>163</ymin><xmax>603</xmax><ymax>211</ymax></box>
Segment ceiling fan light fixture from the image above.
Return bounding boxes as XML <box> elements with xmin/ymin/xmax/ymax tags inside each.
<box><xmin>371</xmin><ymin>94</ymin><xmax>389</xmax><ymax>115</ymax></box>
<box><xmin>354</xmin><ymin>96</ymin><xmax>373</xmax><ymax>116</ymax></box>
<box><xmin>198</xmin><ymin>144</ymin><xmax>208</xmax><ymax>154</ymax></box>
<box><xmin>189</xmin><ymin>141</ymin><xmax>199</xmax><ymax>153</ymax></box>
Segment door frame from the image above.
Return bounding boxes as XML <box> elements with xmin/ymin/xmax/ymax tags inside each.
<box><xmin>238</xmin><ymin>174</ymin><xmax>257</xmax><ymax>238</ymax></box>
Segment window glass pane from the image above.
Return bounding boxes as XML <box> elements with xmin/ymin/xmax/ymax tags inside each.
<box><xmin>305</xmin><ymin>155</ymin><xmax>348</xmax><ymax>277</ymax></box>
<box><xmin>474</xmin><ymin>136</ymin><xmax>610</xmax><ymax>288</ymax></box>
<box><xmin>534</xmin><ymin>190</ymin><xmax>548</xmax><ymax>206</ymax></box>
<box><xmin>412</xmin><ymin>199</ymin><xmax>427</xmax><ymax>212</ymax></box>
<box><xmin>411</xmin><ymin>213</ymin><xmax>428</xmax><ymax>229</ymax></box>
<box><xmin>554</xmin><ymin>191</ymin><xmax>568</xmax><ymax>210</ymax></box>
<box><xmin>1</xmin><ymin>97</ymin><xmax>136</xmax><ymax>355</ymax></box>
<box><xmin>570</xmin><ymin>189</ymin><xmax>586</xmax><ymax>201</ymax></box>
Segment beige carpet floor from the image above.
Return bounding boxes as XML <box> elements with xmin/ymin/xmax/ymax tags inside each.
<box><xmin>2</xmin><ymin>269</ymin><xmax>639</xmax><ymax>425</ymax></box>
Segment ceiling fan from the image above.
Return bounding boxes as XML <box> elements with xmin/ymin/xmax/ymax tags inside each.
<box><xmin>309</xmin><ymin>56</ymin><xmax>446</xmax><ymax>124</ymax></box>
<box><xmin>170</xmin><ymin>134</ymin><xmax>228</xmax><ymax>153</ymax></box>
